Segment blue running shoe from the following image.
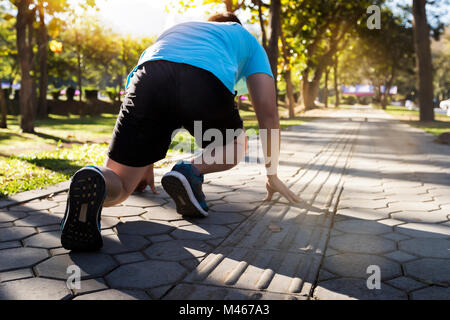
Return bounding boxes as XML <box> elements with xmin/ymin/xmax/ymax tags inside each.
<box><xmin>161</xmin><ymin>161</ymin><xmax>209</xmax><ymax>217</ymax></box>
<box><xmin>61</xmin><ymin>166</ymin><xmax>106</xmax><ymax>251</ymax></box>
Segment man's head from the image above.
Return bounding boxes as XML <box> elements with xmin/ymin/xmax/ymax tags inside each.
<box><xmin>208</xmin><ymin>12</ymin><xmax>242</xmax><ymax>25</ymax></box>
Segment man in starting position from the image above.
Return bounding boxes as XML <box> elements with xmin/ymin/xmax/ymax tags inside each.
<box><xmin>60</xmin><ymin>12</ymin><xmax>300</xmax><ymax>251</ymax></box>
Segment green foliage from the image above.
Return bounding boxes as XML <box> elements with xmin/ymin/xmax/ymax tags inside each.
<box><xmin>0</xmin><ymin>143</ymin><xmax>107</xmax><ymax>197</ymax></box>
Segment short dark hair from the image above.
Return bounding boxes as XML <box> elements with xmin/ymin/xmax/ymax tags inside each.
<box><xmin>208</xmin><ymin>12</ymin><xmax>242</xmax><ymax>25</ymax></box>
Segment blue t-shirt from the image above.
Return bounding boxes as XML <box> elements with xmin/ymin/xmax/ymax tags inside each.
<box><xmin>127</xmin><ymin>21</ymin><xmax>273</xmax><ymax>95</ymax></box>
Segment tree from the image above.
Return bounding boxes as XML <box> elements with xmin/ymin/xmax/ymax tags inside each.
<box><xmin>14</xmin><ymin>0</ymin><xmax>35</xmax><ymax>133</ymax></box>
<box><xmin>283</xmin><ymin>0</ymin><xmax>379</xmax><ymax>110</ymax></box>
<box><xmin>412</xmin><ymin>0</ymin><xmax>434</xmax><ymax>121</ymax></box>
<box><xmin>432</xmin><ymin>27</ymin><xmax>450</xmax><ymax>101</ymax></box>
<box><xmin>357</xmin><ymin>10</ymin><xmax>415</xmax><ymax>109</ymax></box>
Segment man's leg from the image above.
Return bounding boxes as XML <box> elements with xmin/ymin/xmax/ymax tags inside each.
<box><xmin>60</xmin><ymin>159</ymin><xmax>149</xmax><ymax>251</ymax></box>
<box><xmin>191</xmin><ymin>130</ymin><xmax>248</xmax><ymax>175</ymax></box>
<box><xmin>99</xmin><ymin>158</ymin><xmax>151</xmax><ymax>207</ymax></box>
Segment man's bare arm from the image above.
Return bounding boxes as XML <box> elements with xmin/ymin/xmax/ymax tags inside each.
<box><xmin>246</xmin><ymin>73</ymin><xmax>300</xmax><ymax>203</ymax></box>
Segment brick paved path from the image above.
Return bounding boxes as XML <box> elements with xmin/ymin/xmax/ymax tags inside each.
<box><xmin>0</xmin><ymin>106</ymin><xmax>448</xmax><ymax>300</ymax></box>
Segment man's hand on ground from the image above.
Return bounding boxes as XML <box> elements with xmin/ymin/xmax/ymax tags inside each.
<box><xmin>134</xmin><ymin>164</ymin><xmax>159</xmax><ymax>194</ymax></box>
<box><xmin>264</xmin><ymin>175</ymin><xmax>301</xmax><ymax>203</ymax></box>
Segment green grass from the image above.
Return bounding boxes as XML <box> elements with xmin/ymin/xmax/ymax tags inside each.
<box><xmin>0</xmin><ymin>110</ymin><xmax>308</xmax><ymax>198</ymax></box>
<box><xmin>382</xmin><ymin>105</ymin><xmax>450</xmax><ymax>137</ymax></box>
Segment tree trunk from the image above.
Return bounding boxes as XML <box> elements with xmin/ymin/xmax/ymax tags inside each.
<box><xmin>225</xmin><ymin>0</ymin><xmax>233</xmax><ymax>12</ymax></box>
<box><xmin>257</xmin><ymin>0</ymin><xmax>268</xmax><ymax>50</ymax></box>
<box><xmin>16</xmin><ymin>0</ymin><xmax>35</xmax><ymax>133</ymax></box>
<box><xmin>302</xmin><ymin>79</ymin><xmax>320</xmax><ymax>110</ymax></box>
<box><xmin>0</xmin><ymin>88</ymin><xmax>7</xmax><ymax>128</ymax></box>
<box><xmin>266</xmin><ymin>0</ymin><xmax>281</xmax><ymax>82</ymax></box>
<box><xmin>334</xmin><ymin>57</ymin><xmax>340</xmax><ymax>108</ymax></box>
<box><xmin>413</xmin><ymin>0</ymin><xmax>434</xmax><ymax>121</ymax></box>
<box><xmin>284</xmin><ymin>69</ymin><xmax>296</xmax><ymax>118</ymax></box>
<box><xmin>37</xmin><ymin>3</ymin><xmax>48</xmax><ymax>119</ymax></box>
<box><xmin>324</xmin><ymin>67</ymin><xmax>329</xmax><ymax>108</ymax></box>
<box><xmin>279</xmin><ymin>26</ymin><xmax>295</xmax><ymax>118</ymax></box>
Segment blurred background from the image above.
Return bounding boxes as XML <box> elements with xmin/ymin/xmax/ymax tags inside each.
<box><xmin>0</xmin><ymin>0</ymin><xmax>449</xmax><ymax>197</ymax></box>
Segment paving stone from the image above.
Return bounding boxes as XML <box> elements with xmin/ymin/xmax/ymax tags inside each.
<box><xmin>388</xmin><ymin>201</ymin><xmax>440</xmax><ymax>212</ymax></box>
<box><xmin>142</xmin><ymin>206</ymin><xmax>182</xmax><ymax>221</ymax></box>
<box><xmin>206</xmin><ymin>237</ymin><xmax>226</xmax><ymax>247</ymax></box>
<box><xmin>325</xmin><ymin>248</ymin><xmax>339</xmax><ymax>257</ymax></box>
<box><xmin>186</xmin><ymin>211</ymin><xmax>247</xmax><ymax>225</ymax></box>
<box><xmin>330</xmin><ymin>234</ymin><xmax>396</xmax><ymax>254</ymax></box>
<box><xmin>24</xmin><ymin>231</ymin><xmax>62</xmax><ymax>249</ymax></box>
<box><xmin>383</xmin><ymin>180</ymin><xmax>423</xmax><ymax>188</ymax></box>
<box><xmin>101</xmin><ymin>234</ymin><xmax>150</xmax><ymax>255</ymax></box>
<box><xmin>0</xmin><ymin>222</ymin><xmax>13</xmax><ymax>228</ymax></box>
<box><xmin>164</xmin><ymin>283</ymin><xmax>304</xmax><ymax>300</ymax></box>
<box><xmin>323</xmin><ymin>253</ymin><xmax>401</xmax><ymax>280</ymax></box>
<box><xmin>37</xmin><ymin>224</ymin><xmax>61</xmax><ymax>233</ymax></box>
<box><xmin>143</xmin><ymin>240</ymin><xmax>211</xmax><ymax>261</ymax></box>
<box><xmin>73</xmin><ymin>278</ymin><xmax>108</xmax><ymax>296</ymax></box>
<box><xmin>404</xmin><ymin>258</ymin><xmax>450</xmax><ymax>285</ymax></box>
<box><xmin>105</xmin><ymin>260</ymin><xmax>187</xmax><ymax>289</ymax></box>
<box><xmin>170</xmin><ymin>220</ymin><xmax>192</xmax><ymax>227</ymax></box>
<box><xmin>318</xmin><ymin>270</ymin><xmax>337</xmax><ymax>282</ymax></box>
<box><xmin>14</xmin><ymin>213</ymin><xmax>61</xmax><ymax>227</ymax></box>
<box><xmin>148</xmin><ymin>234</ymin><xmax>173</xmax><ymax>243</ymax></box>
<box><xmin>0</xmin><ymin>247</ymin><xmax>48</xmax><ymax>272</ymax></box>
<box><xmin>179</xmin><ymin>257</ymin><xmax>203</xmax><ymax>270</ymax></box>
<box><xmin>14</xmin><ymin>213</ymin><xmax>62</xmax><ymax>227</ymax></box>
<box><xmin>385</xmin><ymin>194</ymin><xmax>433</xmax><ymax>202</ymax></box>
<box><xmin>378</xmin><ymin>219</ymin><xmax>405</xmax><ymax>227</ymax></box>
<box><xmin>0</xmin><ymin>227</ymin><xmax>36</xmax><ymax>242</ymax></box>
<box><xmin>102</xmin><ymin>206</ymin><xmax>146</xmax><ymax>217</ymax></box>
<box><xmin>74</xmin><ymin>289</ymin><xmax>150</xmax><ymax>300</ymax></box>
<box><xmin>0</xmin><ymin>210</ymin><xmax>27</xmax><ymax>223</ymax></box>
<box><xmin>170</xmin><ymin>224</ymin><xmax>230</xmax><ymax>241</ymax></box>
<box><xmin>386</xmin><ymin>277</ymin><xmax>426</xmax><ymax>292</ymax></box>
<box><xmin>338</xmin><ymin>199</ymin><xmax>387</xmax><ymax>210</ymax></box>
<box><xmin>100</xmin><ymin>216</ymin><xmax>121</xmax><ymax>230</ymax></box>
<box><xmin>9</xmin><ymin>201</ymin><xmax>58</xmax><ymax>212</ymax></box>
<box><xmin>314</xmin><ymin>278</ymin><xmax>407</xmax><ymax>300</ymax></box>
<box><xmin>101</xmin><ymin>229</ymin><xmax>116</xmax><ymax>236</ymax></box>
<box><xmin>399</xmin><ymin>238</ymin><xmax>450</xmax><ymax>259</ymax></box>
<box><xmin>147</xmin><ymin>285</ymin><xmax>172</xmax><ymax>299</ymax></box>
<box><xmin>0</xmin><ymin>269</ymin><xmax>34</xmax><ymax>283</ymax></box>
<box><xmin>384</xmin><ymin>250</ymin><xmax>417</xmax><ymax>263</ymax></box>
<box><xmin>114</xmin><ymin>252</ymin><xmax>147</xmax><ymax>264</ymax></box>
<box><xmin>340</xmin><ymin>192</ymin><xmax>386</xmax><ymax>201</ymax></box>
<box><xmin>384</xmin><ymin>187</ymin><xmax>429</xmax><ymax>195</ymax></box>
<box><xmin>410</xmin><ymin>286</ymin><xmax>450</xmax><ymax>300</ymax></box>
<box><xmin>50</xmin><ymin>247</ymin><xmax>70</xmax><ymax>256</ymax></box>
<box><xmin>184</xmin><ymin>247</ymin><xmax>320</xmax><ymax>295</ymax></box>
<box><xmin>48</xmin><ymin>204</ymin><xmax>67</xmax><ymax>215</ymax></box>
<box><xmin>222</xmin><ymin>191</ymin><xmax>265</xmax><ymax>203</ymax></box>
<box><xmin>336</xmin><ymin>208</ymin><xmax>389</xmax><ymax>221</ymax></box>
<box><xmin>116</xmin><ymin>220</ymin><xmax>174</xmax><ymax>236</ymax></box>
<box><xmin>0</xmin><ymin>241</ymin><xmax>22</xmax><ymax>250</ymax></box>
<box><xmin>122</xmin><ymin>194</ymin><xmax>167</xmax><ymax>207</ymax></box>
<box><xmin>35</xmin><ymin>253</ymin><xmax>117</xmax><ymax>280</ymax></box>
<box><xmin>427</xmin><ymin>188</ymin><xmax>450</xmax><ymax>198</ymax></box>
<box><xmin>48</xmin><ymin>193</ymin><xmax>68</xmax><ymax>202</ymax></box>
<box><xmin>392</xmin><ymin>210</ymin><xmax>448</xmax><ymax>224</ymax></box>
<box><xmin>334</xmin><ymin>219</ymin><xmax>392</xmax><ymax>235</ymax></box>
<box><xmin>0</xmin><ymin>277</ymin><xmax>71</xmax><ymax>300</ymax></box>
<box><xmin>395</xmin><ymin>223</ymin><xmax>450</xmax><ymax>238</ymax></box>
<box><xmin>209</xmin><ymin>203</ymin><xmax>257</xmax><ymax>213</ymax></box>
<box><xmin>203</xmin><ymin>184</ymin><xmax>235</xmax><ymax>194</ymax></box>
<box><xmin>382</xmin><ymin>232</ymin><xmax>410</xmax><ymax>242</ymax></box>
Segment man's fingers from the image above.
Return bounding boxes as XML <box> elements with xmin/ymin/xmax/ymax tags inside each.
<box><xmin>150</xmin><ymin>183</ymin><xmax>159</xmax><ymax>195</ymax></box>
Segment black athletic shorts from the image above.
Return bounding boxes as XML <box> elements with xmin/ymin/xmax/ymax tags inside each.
<box><xmin>107</xmin><ymin>60</ymin><xmax>244</xmax><ymax>167</ymax></box>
